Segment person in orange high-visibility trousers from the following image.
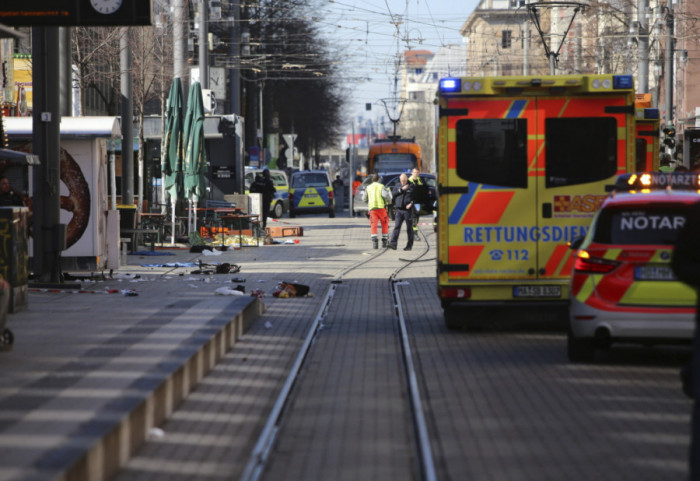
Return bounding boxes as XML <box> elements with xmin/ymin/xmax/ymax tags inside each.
<box><xmin>362</xmin><ymin>173</ymin><xmax>391</xmax><ymax>249</ymax></box>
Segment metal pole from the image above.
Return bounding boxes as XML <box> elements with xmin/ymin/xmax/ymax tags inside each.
<box><xmin>229</xmin><ymin>1</ymin><xmax>241</xmax><ymax>115</ymax></box>
<box><xmin>199</xmin><ymin>0</ymin><xmax>209</xmax><ymax>89</ymax></box>
<box><xmin>523</xmin><ymin>22</ymin><xmax>529</xmax><ymax>75</ymax></box>
<box><xmin>574</xmin><ymin>22</ymin><xmax>582</xmax><ymax>74</ymax></box>
<box><xmin>664</xmin><ymin>1</ymin><xmax>674</xmax><ymax>155</ymax></box>
<box><xmin>637</xmin><ymin>0</ymin><xmax>649</xmax><ymax>93</ymax></box>
<box><xmin>32</xmin><ymin>27</ymin><xmax>62</xmax><ymax>283</ymax></box>
<box><xmin>58</xmin><ymin>27</ymin><xmax>72</xmax><ymax>117</ymax></box>
<box><xmin>350</xmin><ymin>120</ymin><xmax>356</xmax><ymax>215</ymax></box>
<box><xmin>549</xmin><ymin>53</ymin><xmax>556</xmax><ymax>75</ymax></box>
<box><xmin>173</xmin><ymin>0</ymin><xmax>189</xmax><ymax>103</ymax></box>
<box><xmin>120</xmin><ymin>28</ymin><xmax>134</xmax><ymax>206</ymax></box>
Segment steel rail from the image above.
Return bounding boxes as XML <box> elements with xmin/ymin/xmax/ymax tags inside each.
<box><xmin>239</xmin><ymin>225</ymin><xmax>436</xmax><ymax>481</ymax></box>
<box><xmin>238</xmin><ymin>248</ymin><xmax>386</xmax><ymax>481</ymax></box>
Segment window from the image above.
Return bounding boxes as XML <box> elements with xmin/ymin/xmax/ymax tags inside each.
<box><xmin>545</xmin><ymin>117</ymin><xmax>618</xmax><ymax>187</ymax></box>
<box><xmin>293</xmin><ymin>173</ymin><xmax>329</xmax><ymax>188</ymax></box>
<box><xmin>502</xmin><ymin>30</ymin><xmax>512</xmax><ymax>49</ymax></box>
<box><xmin>270</xmin><ymin>173</ymin><xmax>287</xmax><ymax>188</ymax></box>
<box><xmin>594</xmin><ymin>206</ymin><xmax>689</xmax><ymax>245</ymax></box>
<box><xmin>455</xmin><ymin>119</ymin><xmax>528</xmax><ymax>188</ymax></box>
<box><xmin>635</xmin><ymin>138</ymin><xmax>647</xmax><ymax>171</ymax></box>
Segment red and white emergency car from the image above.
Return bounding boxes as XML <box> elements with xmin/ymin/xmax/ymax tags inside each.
<box><xmin>567</xmin><ymin>172</ymin><xmax>700</xmax><ymax>362</ymax></box>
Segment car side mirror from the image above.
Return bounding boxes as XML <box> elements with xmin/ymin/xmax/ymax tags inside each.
<box><xmin>569</xmin><ymin>237</ymin><xmax>584</xmax><ymax>250</ymax></box>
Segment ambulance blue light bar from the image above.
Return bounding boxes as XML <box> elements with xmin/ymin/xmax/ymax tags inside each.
<box><xmin>439</xmin><ymin>78</ymin><xmax>461</xmax><ymax>93</ymax></box>
<box><xmin>613</xmin><ymin>75</ymin><xmax>634</xmax><ymax>89</ymax></box>
<box><xmin>643</xmin><ymin>108</ymin><xmax>659</xmax><ymax>119</ymax></box>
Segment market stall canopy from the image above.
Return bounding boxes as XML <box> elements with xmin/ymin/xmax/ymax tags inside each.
<box><xmin>0</xmin><ymin>148</ymin><xmax>39</xmax><ymax>165</ymax></box>
<box><xmin>3</xmin><ymin>117</ymin><xmax>122</xmax><ymax>139</ymax></box>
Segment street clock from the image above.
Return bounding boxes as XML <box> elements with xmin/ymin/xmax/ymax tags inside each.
<box><xmin>89</xmin><ymin>0</ymin><xmax>123</xmax><ymax>15</ymax></box>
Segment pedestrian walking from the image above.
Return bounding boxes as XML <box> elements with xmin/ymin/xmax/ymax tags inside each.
<box><xmin>361</xmin><ymin>173</ymin><xmax>391</xmax><ymax>249</ymax></box>
<box><xmin>408</xmin><ymin>168</ymin><xmax>427</xmax><ymax>241</ymax></box>
<box><xmin>250</xmin><ymin>167</ymin><xmax>276</xmax><ymax>229</ymax></box>
<box><xmin>388</xmin><ymin>173</ymin><xmax>414</xmax><ymax>251</ymax></box>
<box><xmin>671</xmin><ymin>198</ymin><xmax>700</xmax><ymax>480</ymax></box>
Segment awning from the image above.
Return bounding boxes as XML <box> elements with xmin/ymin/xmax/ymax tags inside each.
<box><xmin>0</xmin><ymin>148</ymin><xmax>40</xmax><ymax>165</ymax></box>
<box><xmin>3</xmin><ymin>116</ymin><xmax>122</xmax><ymax>139</ymax></box>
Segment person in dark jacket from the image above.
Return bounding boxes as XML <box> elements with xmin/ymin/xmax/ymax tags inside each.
<box><xmin>250</xmin><ymin>167</ymin><xmax>276</xmax><ymax>229</ymax></box>
<box><xmin>388</xmin><ymin>173</ymin><xmax>414</xmax><ymax>251</ymax></box>
<box><xmin>407</xmin><ymin>168</ymin><xmax>427</xmax><ymax>240</ymax></box>
<box><xmin>0</xmin><ymin>176</ymin><xmax>24</xmax><ymax>207</ymax></box>
<box><xmin>671</xmin><ymin>199</ymin><xmax>700</xmax><ymax>480</ymax></box>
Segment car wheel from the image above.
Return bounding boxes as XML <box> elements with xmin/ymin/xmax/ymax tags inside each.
<box><xmin>443</xmin><ymin>305</ymin><xmax>462</xmax><ymax>330</ymax></box>
<box><xmin>273</xmin><ymin>202</ymin><xmax>284</xmax><ymax>218</ymax></box>
<box><xmin>567</xmin><ymin>328</ymin><xmax>596</xmax><ymax>363</ymax></box>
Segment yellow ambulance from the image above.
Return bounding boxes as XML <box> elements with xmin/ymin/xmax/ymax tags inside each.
<box><xmin>435</xmin><ymin>74</ymin><xmax>637</xmax><ymax>329</ymax></box>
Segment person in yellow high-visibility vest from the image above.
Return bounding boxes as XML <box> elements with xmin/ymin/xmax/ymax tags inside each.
<box><xmin>362</xmin><ymin>174</ymin><xmax>391</xmax><ymax>249</ymax></box>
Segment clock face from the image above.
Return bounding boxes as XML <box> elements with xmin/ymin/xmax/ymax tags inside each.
<box><xmin>90</xmin><ymin>0</ymin><xmax>123</xmax><ymax>14</ymax></box>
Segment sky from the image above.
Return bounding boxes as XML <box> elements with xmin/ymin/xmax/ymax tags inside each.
<box><xmin>315</xmin><ymin>0</ymin><xmax>481</xmax><ymax>121</ymax></box>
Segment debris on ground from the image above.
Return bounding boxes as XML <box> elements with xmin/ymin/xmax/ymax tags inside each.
<box><xmin>214</xmin><ymin>287</ymin><xmax>244</xmax><ymax>296</ymax></box>
<box><xmin>272</xmin><ymin>282</ymin><xmax>310</xmax><ymax>298</ymax></box>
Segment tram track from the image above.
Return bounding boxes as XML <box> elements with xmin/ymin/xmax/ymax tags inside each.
<box><xmin>239</xmin><ymin>224</ymin><xmax>437</xmax><ymax>481</ymax></box>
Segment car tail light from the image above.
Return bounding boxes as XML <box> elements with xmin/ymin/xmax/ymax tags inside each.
<box><xmin>328</xmin><ymin>190</ymin><xmax>334</xmax><ymax>199</ymax></box>
<box><xmin>573</xmin><ymin>250</ymin><xmax>621</xmax><ymax>274</ymax></box>
<box><xmin>439</xmin><ymin>287</ymin><xmax>471</xmax><ymax>299</ymax></box>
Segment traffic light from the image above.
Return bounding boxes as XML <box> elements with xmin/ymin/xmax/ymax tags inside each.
<box><xmin>663</xmin><ymin>125</ymin><xmax>676</xmax><ymax>148</ymax></box>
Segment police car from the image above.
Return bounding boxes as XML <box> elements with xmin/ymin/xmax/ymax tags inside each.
<box><xmin>289</xmin><ymin>170</ymin><xmax>335</xmax><ymax>218</ymax></box>
<box><xmin>244</xmin><ymin>167</ymin><xmax>290</xmax><ymax>218</ymax></box>
<box><xmin>567</xmin><ymin>172</ymin><xmax>700</xmax><ymax>362</ymax></box>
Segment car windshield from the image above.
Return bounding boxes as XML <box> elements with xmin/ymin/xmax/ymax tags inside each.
<box><xmin>270</xmin><ymin>173</ymin><xmax>287</xmax><ymax>187</ymax></box>
<box><xmin>593</xmin><ymin>205</ymin><xmax>690</xmax><ymax>245</ymax></box>
<box><xmin>293</xmin><ymin>173</ymin><xmax>328</xmax><ymax>188</ymax></box>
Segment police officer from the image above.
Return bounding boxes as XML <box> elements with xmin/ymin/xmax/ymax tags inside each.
<box><xmin>388</xmin><ymin>173</ymin><xmax>414</xmax><ymax>251</ymax></box>
<box><xmin>362</xmin><ymin>173</ymin><xmax>390</xmax><ymax>249</ymax></box>
<box><xmin>407</xmin><ymin>168</ymin><xmax>427</xmax><ymax>241</ymax></box>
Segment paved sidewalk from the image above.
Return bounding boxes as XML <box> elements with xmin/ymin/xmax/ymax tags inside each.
<box><xmin>0</xmin><ymin>215</ymin><xmax>373</xmax><ymax>481</ymax></box>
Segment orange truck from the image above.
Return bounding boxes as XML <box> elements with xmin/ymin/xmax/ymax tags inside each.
<box><xmin>435</xmin><ymin>74</ymin><xmax>637</xmax><ymax>329</ymax></box>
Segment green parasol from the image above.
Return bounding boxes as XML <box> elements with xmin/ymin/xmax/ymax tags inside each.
<box><xmin>183</xmin><ymin>81</ymin><xmax>208</xmax><ymax>235</ymax></box>
<box><xmin>162</xmin><ymin>78</ymin><xmax>184</xmax><ymax>204</ymax></box>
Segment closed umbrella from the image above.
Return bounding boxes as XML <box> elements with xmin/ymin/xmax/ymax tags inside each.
<box><xmin>161</xmin><ymin>78</ymin><xmax>185</xmax><ymax>244</ymax></box>
<box><xmin>183</xmin><ymin>81</ymin><xmax>207</xmax><ymax>236</ymax></box>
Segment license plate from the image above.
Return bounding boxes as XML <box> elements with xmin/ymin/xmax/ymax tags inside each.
<box><xmin>635</xmin><ymin>265</ymin><xmax>677</xmax><ymax>281</ymax></box>
<box><xmin>513</xmin><ymin>286</ymin><xmax>561</xmax><ymax>298</ymax></box>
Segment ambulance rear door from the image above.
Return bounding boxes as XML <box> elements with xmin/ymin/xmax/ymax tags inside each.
<box><xmin>442</xmin><ymin>96</ymin><xmax>537</xmax><ymax>288</ymax></box>
<box><xmin>534</xmin><ymin>94</ymin><xmax>632</xmax><ymax>289</ymax></box>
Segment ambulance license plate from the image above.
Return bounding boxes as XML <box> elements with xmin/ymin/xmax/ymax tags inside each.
<box><xmin>635</xmin><ymin>266</ymin><xmax>677</xmax><ymax>281</ymax></box>
<box><xmin>513</xmin><ymin>286</ymin><xmax>561</xmax><ymax>298</ymax></box>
